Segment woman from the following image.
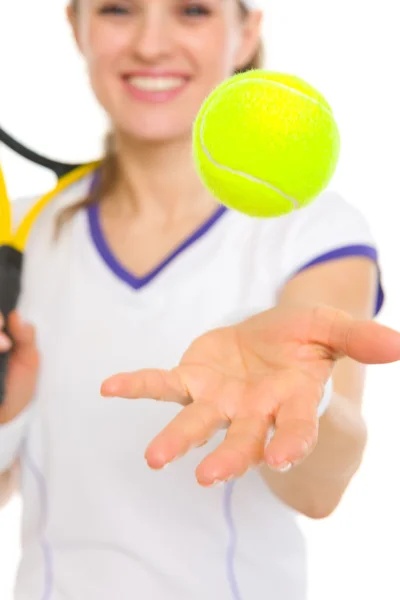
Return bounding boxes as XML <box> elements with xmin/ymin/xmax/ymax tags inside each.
<box><xmin>1</xmin><ymin>1</ymin><xmax>400</xmax><ymax>599</ymax></box>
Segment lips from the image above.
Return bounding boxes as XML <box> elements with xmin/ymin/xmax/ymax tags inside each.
<box><xmin>121</xmin><ymin>71</ymin><xmax>190</xmax><ymax>103</ymax></box>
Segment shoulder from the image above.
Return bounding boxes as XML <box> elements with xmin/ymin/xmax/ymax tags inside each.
<box><xmin>11</xmin><ymin>169</ymin><xmax>96</xmax><ymax>240</ymax></box>
<box><xmin>283</xmin><ymin>189</ymin><xmax>373</xmax><ymax>235</ymax></box>
<box><xmin>224</xmin><ymin>188</ymin><xmax>374</xmax><ymax>246</ymax></box>
<box><xmin>13</xmin><ymin>169</ymin><xmax>97</xmax><ymax>321</ymax></box>
<box><xmin>279</xmin><ymin>188</ymin><xmax>377</xmax><ymax>264</ymax></box>
<box><xmin>276</xmin><ymin>189</ymin><xmax>383</xmax><ymax>316</ymax></box>
<box><xmin>222</xmin><ymin>187</ymin><xmax>381</xmax><ymax>307</ymax></box>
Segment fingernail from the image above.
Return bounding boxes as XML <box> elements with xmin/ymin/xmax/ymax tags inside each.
<box><xmin>208</xmin><ymin>479</ymin><xmax>223</xmax><ymax>487</ymax></box>
<box><xmin>147</xmin><ymin>461</ymin><xmax>167</xmax><ymax>471</ymax></box>
<box><xmin>205</xmin><ymin>474</ymin><xmax>236</xmax><ymax>487</ymax></box>
<box><xmin>278</xmin><ymin>462</ymin><xmax>293</xmax><ymax>473</ymax></box>
<box><xmin>269</xmin><ymin>461</ymin><xmax>293</xmax><ymax>473</ymax></box>
<box><xmin>203</xmin><ymin>477</ymin><xmax>223</xmax><ymax>487</ymax></box>
<box><xmin>155</xmin><ymin>453</ymin><xmax>184</xmax><ymax>468</ymax></box>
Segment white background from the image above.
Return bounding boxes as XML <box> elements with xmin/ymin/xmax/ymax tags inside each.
<box><xmin>0</xmin><ymin>0</ymin><xmax>399</xmax><ymax>598</ymax></box>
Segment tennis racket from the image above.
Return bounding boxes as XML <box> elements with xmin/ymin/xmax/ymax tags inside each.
<box><xmin>0</xmin><ymin>126</ymin><xmax>96</xmax><ymax>405</ymax></box>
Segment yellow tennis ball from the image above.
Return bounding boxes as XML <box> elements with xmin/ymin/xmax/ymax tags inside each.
<box><xmin>192</xmin><ymin>70</ymin><xmax>341</xmax><ymax>218</ymax></box>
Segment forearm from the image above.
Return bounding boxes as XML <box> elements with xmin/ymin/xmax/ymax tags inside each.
<box><xmin>260</xmin><ymin>388</ymin><xmax>367</xmax><ymax>519</ymax></box>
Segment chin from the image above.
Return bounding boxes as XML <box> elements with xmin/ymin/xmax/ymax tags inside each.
<box><xmin>117</xmin><ymin>119</ymin><xmax>193</xmax><ymax>145</ymax></box>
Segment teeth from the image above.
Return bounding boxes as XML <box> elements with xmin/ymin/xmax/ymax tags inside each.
<box><xmin>128</xmin><ymin>76</ymin><xmax>185</xmax><ymax>92</ymax></box>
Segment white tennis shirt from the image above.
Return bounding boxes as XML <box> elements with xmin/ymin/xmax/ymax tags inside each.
<box><xmin>6</xmin><ymin>171</ymin><xmax>383</xmax><ymax>599</ymax></box>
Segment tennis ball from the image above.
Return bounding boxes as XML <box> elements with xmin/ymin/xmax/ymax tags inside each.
<box><xmin>192</xmin><ymin>70</ymin><xmax>341</xmax><ymax>218</ymax></box>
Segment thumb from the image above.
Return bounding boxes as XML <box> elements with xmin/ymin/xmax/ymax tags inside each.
<box><xmin>307</xmin><ymin>306</ymin><xmax>400</xmax><ymax>364</ymax></box>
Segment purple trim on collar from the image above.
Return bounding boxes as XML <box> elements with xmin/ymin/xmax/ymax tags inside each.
<box><xmin>87</xmin><ymin>200</ymin><xmax>227</xmax><ymax>290</ymax></box>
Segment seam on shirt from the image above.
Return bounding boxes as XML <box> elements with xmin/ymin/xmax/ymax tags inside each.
<box><xmin>223</xmin><ymin>481</ymin><xmax>243</xmax><ymax>600</ymax></box>
<box><xmin>22</xmin><ymin>440</ymin><xmax>53</xmax><ymax>600</ymax></box>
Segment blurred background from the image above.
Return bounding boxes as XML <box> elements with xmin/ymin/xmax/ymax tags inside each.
<box><xmin>0</xmin><ymin>0</ymin><xmax>399</xmax><ymax>598</ymax></box>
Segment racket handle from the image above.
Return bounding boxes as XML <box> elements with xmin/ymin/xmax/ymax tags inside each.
<box><xmin>0</xmin><ymin>350</ymin><xmax>11</xmax><ymax>405</ymax></box>
<box><xmin>0</xmin><ymin>246</ymin><xmax>23</xmax><ymax>406</ymax></box>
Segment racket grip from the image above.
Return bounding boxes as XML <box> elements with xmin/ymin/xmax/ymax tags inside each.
<box><xmin>0</xmin><ymin>246</ymin><xmax>23</xmax><ymax>406</ymax></box>
<box><xmin>0</xmin><ymin>351</ymin><xmax>11</xmax><ymax>405</ymax></box>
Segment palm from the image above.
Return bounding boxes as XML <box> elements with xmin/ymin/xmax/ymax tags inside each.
<box><xmin>101</xmin><ymin>305</ymin><xmax>400</xmax><ymax>486</ymax></box>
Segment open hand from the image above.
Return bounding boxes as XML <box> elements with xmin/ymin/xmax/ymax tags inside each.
<box><xmin>101</xmin><ymin>305</ymin><xmax>400</xmax><ymax>486</ymax></box>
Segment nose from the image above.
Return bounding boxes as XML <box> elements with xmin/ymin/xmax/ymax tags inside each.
<box><xmin>133</xmin><ymin>8</ymin><xmax>175</xmax><ymax>63</ymax></box>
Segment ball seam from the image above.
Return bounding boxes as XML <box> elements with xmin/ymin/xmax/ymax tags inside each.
<box><xmin>199</xmin><ymin>77</ymin><xmax>334</xmax><ymax>208</ymax></box>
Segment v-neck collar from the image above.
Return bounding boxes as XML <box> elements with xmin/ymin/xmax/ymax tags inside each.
<box><xmin>87</xmin><ymin>195</ymin><xmax>228</xmax><ymax>291</ymax></box>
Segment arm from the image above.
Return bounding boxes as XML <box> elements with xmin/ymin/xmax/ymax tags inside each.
<box><xmin>102</xmin><ymin>252</ymin><xmax>400</xmax><ymax>510</ymax></box>
<box><xmin>259</xmin><ymin>256</ymin><xmax>378</xmax><ymax>518</ymax></box>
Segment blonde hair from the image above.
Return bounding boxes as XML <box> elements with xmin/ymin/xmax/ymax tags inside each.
<box><xmin>57</xmin><ymin>1</ymin><xmax>264</xmax><ymax>231</ymax></box>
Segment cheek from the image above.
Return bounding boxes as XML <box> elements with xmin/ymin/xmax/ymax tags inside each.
<box><xmin>82</xmin><ymin>25</ymin><xmax>128</xmax><ymax>87</ymax></box>
<box><xmin>189</xmin><ymin>26</ymin><xmax>239</xmax><ymax>81</ymax></box>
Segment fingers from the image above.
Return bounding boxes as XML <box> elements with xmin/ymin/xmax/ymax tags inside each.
<box><xmin>0</xmin><ymin>312</ymin><xmax>36</xmax><ymax>363</ymax></box>
<box><xmin>101</xmin><ymin>368</ymin><xmax>191</xmax><ymax>405</ymax></box>
<box><xmin>196</xmin><ymin>416</ymin><xmax>272</xmax><ymax>486</ymax></box>
<box><xmin>342</xmin><ymin>319</ymin><xmax>400</xmax><ymax>364</ymax></box>
<box><xmin>264</xmin><ymin>383</ymin><xmax>321</xmax><ymax>471</ymax></box>
<box><xmin>306</xmin><ymin>305</ymin><xmax>400</xmax><ymax>364</ymax></box>
<box><xmin>145</xmin><ymin>402</ymin><xmax>227</xmax><ymax>470</ymax></box>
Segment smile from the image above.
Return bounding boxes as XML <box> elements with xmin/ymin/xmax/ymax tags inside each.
<box><xmin>127</xmin><ymin>76</ymin><xmax>187</xmax><ymax>92</ymax></box>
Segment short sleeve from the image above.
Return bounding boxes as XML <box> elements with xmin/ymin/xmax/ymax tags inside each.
<box><xmin>279</xmin><ymin>190</ymin><xmax>384</xmax><ymax>316</ymax></box>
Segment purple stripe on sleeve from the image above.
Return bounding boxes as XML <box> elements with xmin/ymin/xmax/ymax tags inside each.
<box><xmin>292</xmin><ymin>244</ymin><xmax>384</xmax><ymax>316</ymax></box>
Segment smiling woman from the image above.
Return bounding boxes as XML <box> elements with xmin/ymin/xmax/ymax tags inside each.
<box><xmin>0</xmin><ymin>1</ymin><xmax>398</xmax><ymax>600</ymax></box>
<box><xmin>59</xmin><ymin>0</ymin><xmax>264</xmax><ymax>227</ymax></box>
